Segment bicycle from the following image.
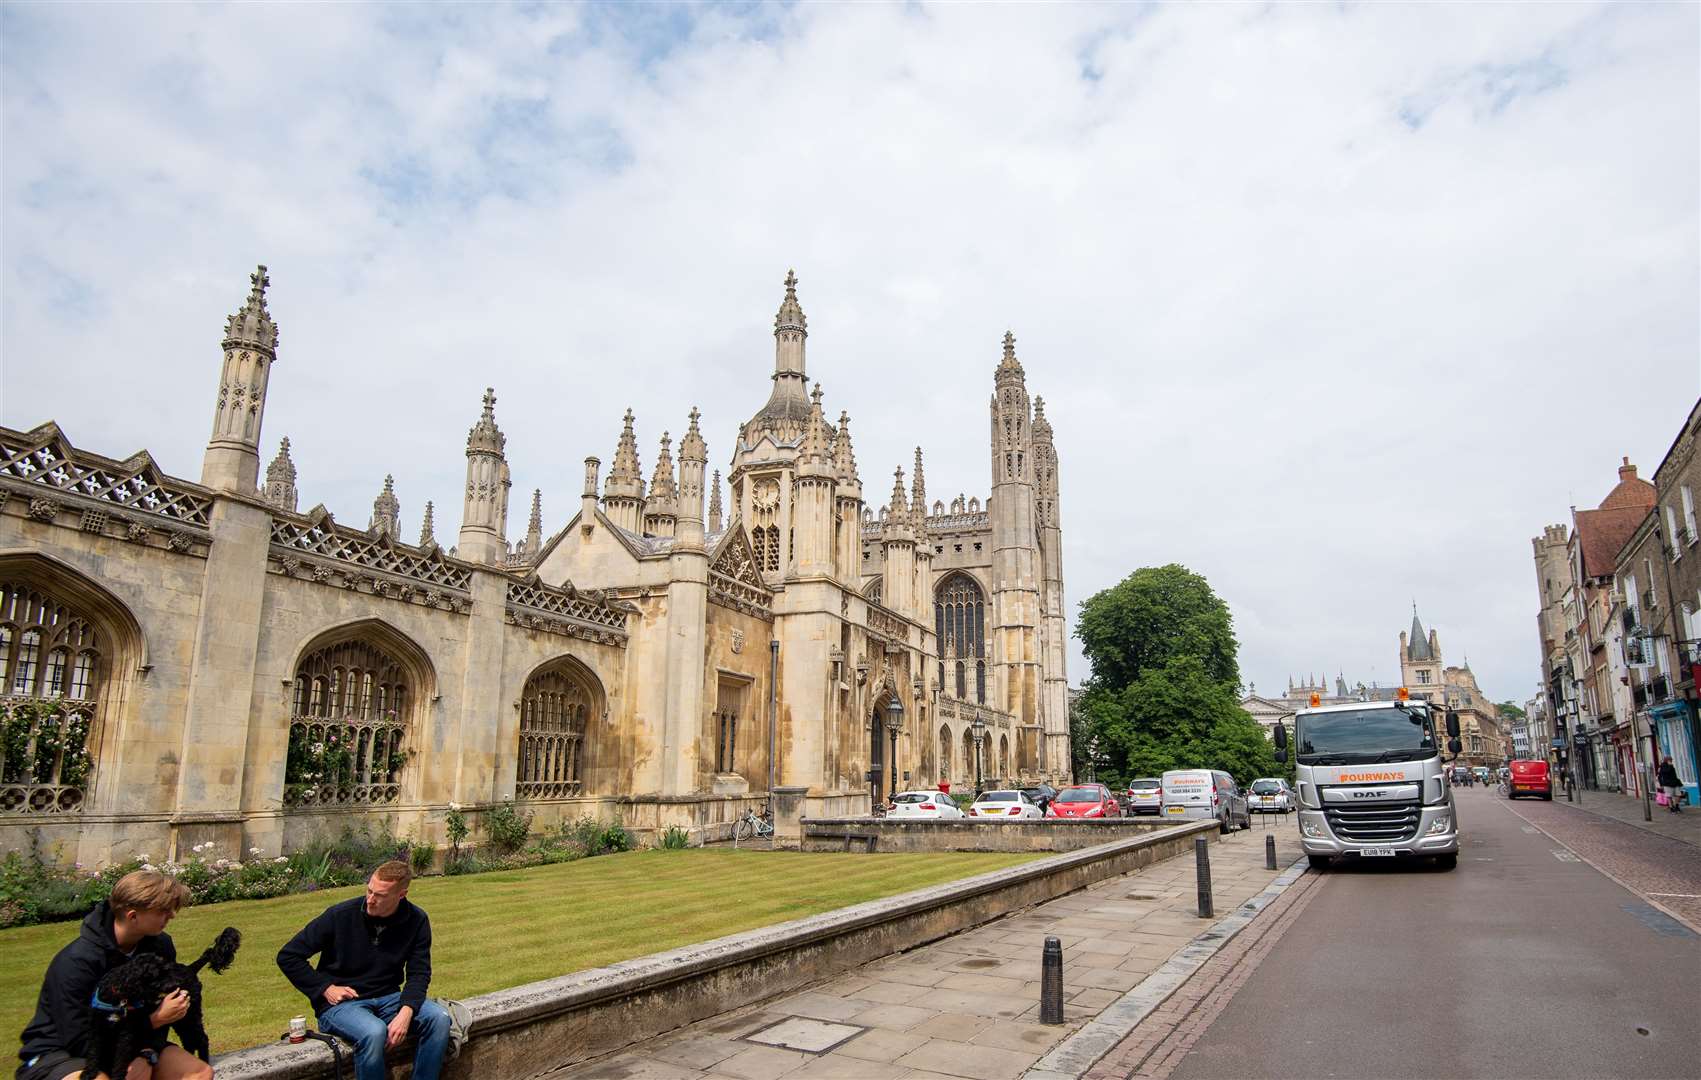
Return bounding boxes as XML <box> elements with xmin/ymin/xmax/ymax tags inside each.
<box><xmin>1496</xmin><ymin>779</ymin><xmax>1509</xmax><ymax>798</ymax></box>
<box><xmin>733</xmin><ymin>802</ymin><xmax>774</xmax><ymax>842</ymax></box>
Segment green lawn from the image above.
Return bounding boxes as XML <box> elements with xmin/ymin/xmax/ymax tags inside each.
<box><xmin>1</xmin><ymin>848</ymin><xmax>1040</xmax><ymax>1055</ymax></box>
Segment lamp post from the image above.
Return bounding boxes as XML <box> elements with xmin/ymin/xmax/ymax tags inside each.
<box><xmin>885</xmin><ymin>697</ymin><xmax>904</xmax><ymax>801</ymax></box>
<box><xmin>971</xmin><ymin>710</ymin><xmax>988</xmax><ymax>794</ymax></box>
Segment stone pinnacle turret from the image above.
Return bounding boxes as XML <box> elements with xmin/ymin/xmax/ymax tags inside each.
<box><xmin>263</xmin><ymin>436</ymin><xmax>297</xmax><ymax>511</ymax></box>
<box><xmin>370</xmin><ymin>474</ymin><xmax>400</xmax><ymax>538</ymax></box>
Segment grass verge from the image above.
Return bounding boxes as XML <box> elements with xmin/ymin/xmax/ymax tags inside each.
<box><xmin>0</xmin><ymin>848</ymin><xmax>1042</xmax><ymax>1054</ymax></box>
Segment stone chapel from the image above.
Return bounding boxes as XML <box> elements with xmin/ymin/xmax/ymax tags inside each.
<box><xmin>0</xmin><ymin>267</ymin><xmax>1070</xmax><ymax>865</ymax></box>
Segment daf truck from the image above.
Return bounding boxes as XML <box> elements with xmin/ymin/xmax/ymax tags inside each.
<box><xmin>1273</xmin><ymin>691</ymin><xmax>1462</xmax><ymax>870</ymax></box>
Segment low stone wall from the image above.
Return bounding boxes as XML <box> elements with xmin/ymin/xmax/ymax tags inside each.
<box><xmin>800</xmin><ymin>816</ymin><xmax>1174</xmax><ymax>853</ymax></box>
<box><xmin>210</xmin><ymin>819</ymin><xmax>1219</xmax><ymax>1080</ymax></box>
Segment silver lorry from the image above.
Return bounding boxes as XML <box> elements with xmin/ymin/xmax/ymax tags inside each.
<box><xmin>1273</xmin><ymin>693</ymin><xmax>1462</xmax><ymax>871</ymax></box>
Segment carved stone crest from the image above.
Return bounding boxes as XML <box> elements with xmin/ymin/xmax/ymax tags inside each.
<box><xmin>27</xmin><ymin>496</ymin><xmax>61</xmax><ymax>522</ymax></box>
<box><xmin>731</xmin><ymin>628</ymin><xmax>745</xmax><ymax>654</ymax></box>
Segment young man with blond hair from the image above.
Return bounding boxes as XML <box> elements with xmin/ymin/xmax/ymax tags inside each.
<box><xmin>16</xmin><ymin>869</ymin><xmax>213</xmax><ymax>1080</ymax></box>
<box><xmin>276</xmin><ymin>861</ymin><xmax>449</xmax><ymax>1080</ymax></box>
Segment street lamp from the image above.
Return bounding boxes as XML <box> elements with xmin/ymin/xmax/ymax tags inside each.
<box><xmin>885</xmin><ymin>697</ymin><xmax>904</xmax><ymax>801</ymax></box>
<box><xmin>971</xmin><ymin>710</ymin><xmax>988</xmax><ymax>794</ymax></box>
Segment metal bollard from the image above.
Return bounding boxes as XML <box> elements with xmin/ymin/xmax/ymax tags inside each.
<box><xmin>1265</xmin><ymin>832</ymin><xmax>1277</xmax><ymax>870</ymax></box>
<box><xmin>1195</xmin><ymin>836</ymin><xmax>1214</xmax><ymax>918</ymax></box>
<box><xmin>1040</xmin><ymin>937</ymin><xmax>1064</xmax><ymax>1024</ymax></box>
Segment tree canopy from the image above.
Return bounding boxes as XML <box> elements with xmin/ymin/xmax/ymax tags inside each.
<box><xmin>1072</xmin><ymin>565</ymin><xmax>1275</xmax><ymax>788</ymax></box>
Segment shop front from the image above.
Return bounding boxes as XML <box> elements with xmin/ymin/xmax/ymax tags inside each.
<box><xmin>1650</xmin><ymin>699</ymin><xmax>1700</xmax><ymax>808</ymax></box>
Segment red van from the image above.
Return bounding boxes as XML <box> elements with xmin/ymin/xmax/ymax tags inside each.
<box><xmin>1508</xmin><ymin>759</ymin><xmax>1552</xmax><ymax>800</ymax></box>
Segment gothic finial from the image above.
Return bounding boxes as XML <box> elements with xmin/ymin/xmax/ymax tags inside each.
<box><xmin>834</xmin><ymin>411</ymin><xmax>860</xmax><ymax>486</ymax></box>
<box><xmin>680</xmin><ymin>406</ymin><xmax>707</xmax><ymax>463</ymax></box>
<box><xmin>370</xmin><ymin>473</ymin><xmax>401</xmax><ymax>538</ymax></box>
<box><xmin>708</xmin><ymin>469</ymin><xmax>724</xmax><ymax>533</ymax></box>
<box><xmin>996</xmin><ymin>328</ymin><xmax>1025</xmax><ymax>383</ymax></box>
<box><xmin>649</xmin><ymin>431</ymin><xmax>677</xmax><ymax>499</ymax></box>
<box><xmin>774</xmin><ymin>269</ymin><xmax>807</xmax><ymax>336</ymax></box>
<box><xmin>1032</xmin><ymin>395</ymin><xmax>1053</xmax><ymax>443</ymax></box>
<box><xmin>419</xmin><ymin>500</ymin><xmax>436</xmax><ymax>546</ymax></box>
<box><xmin>608</xmin><ymin>408</ymin><xmax>642</xmax><ymax>484</ymax></box>
<box><xmin>263</xmin><ymin>436</ymin><xmax>298</xmax><ymax>511</ymax></box>
<box><xmin>224</xmin><ymin>263</ymin><xmax>279</xmax><ymax>355</ymax></box>
<box><xmin>528</xmin><ymin>488</ymin><xmax>543</xmax><ymax>531</ymax></box>
<box><xmin>911</xmin><ymin>447</ymin><xmax>927</xmax><ymax>525</ymax></box>
<box><xmin>467</xmin><ymin>386</ymin><xmax>506</xmax><ymax>455</ymax></box>
<box><xmin>798</xmin><ymin>387</ymin><xmax>832</xmax><ymax>467</ymax></box>
<box><xmin>890</xmin><ymin>466</ymin><xmax>908</xmax><ymax>515</ymax></box>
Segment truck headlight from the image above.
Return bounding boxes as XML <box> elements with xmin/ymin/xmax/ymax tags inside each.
<box><xmin>1301</xmin><ymin>820</ymin><xmax>1325</xmax><ymax>838</ymax></box>
<box><xmin>1427</xmin><ymin>816</ymin><xmax>1451</xmax><ymax>835</ymax></box>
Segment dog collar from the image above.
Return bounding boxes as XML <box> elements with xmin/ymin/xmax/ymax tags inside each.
<box><xmin>90</xmin><ymin>989</ymin><xmax>127</xmax><ymax>1014</ymax></box>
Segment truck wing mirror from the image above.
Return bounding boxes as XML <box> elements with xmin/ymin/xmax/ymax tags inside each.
<box><xmin>1448</xmin><ymin>737</ymin><xmax>1462</xmax><ymax>756</ymax></box>
<box><xmin>1274</xmin><ymin>748</ymin><xmax>1288</xmax><ymax>764</ymax></box>
<box><xmin>1445</xmin><ymin>711</ymin><xmax>1461</xmax><ymax>738</ymax></box>
<box><xmin>1273</xmin><ymin>722</ymin><xmax>1288</xmax><ymax>750</ymax></box>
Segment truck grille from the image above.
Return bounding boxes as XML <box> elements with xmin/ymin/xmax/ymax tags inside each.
<box><xmin>1323</xmin><ymin>800</ymin><xmax>1421</xmax><ymax>843</ymax></box>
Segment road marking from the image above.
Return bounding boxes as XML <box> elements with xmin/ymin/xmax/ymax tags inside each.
<box><xmin>1504</xmin><ymin>801</ymin><xmax>1701</xmax><ymax>935</ymax></box>
<box><xmin>1646</xmin><ymin>892</ymin><xmax>1701</xmax><ymax>899</ymax></box>
<box><xmin>1521</xmin><ymin>826</ymin><xmax>1538</xmax><ymax>834</ymax></box>
<box><xmin>1552</xmin><ymin>850</ymin><xmax>1581</xmax><ymax>862</ymax></box>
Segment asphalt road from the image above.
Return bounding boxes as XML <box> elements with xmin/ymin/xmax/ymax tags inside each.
<box><xmin>1167</xmin><ymin>787</ymin><xmax>1701</xmax><ymax>1080</ymax></box>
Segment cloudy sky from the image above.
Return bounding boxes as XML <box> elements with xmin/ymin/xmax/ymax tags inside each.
<box><xmin>4</xmin><ymin>2</ymin><xmax>1697</xmax><ymax>708</ymax></box>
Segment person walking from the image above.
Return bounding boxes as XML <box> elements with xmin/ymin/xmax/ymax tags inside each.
<box><xmin>276</xmin><ymin>861</ymin><xmax>450</xmax><ymax>1080</ymax></box>
<box><xmin>1657</xmin><ymin>755</ymin><xmax>1685</xmax><ymax>813</ymax></box>
<box><xmin>16</xmin><ymin>870</ymin><xmax>212</xmax><ymax>1080</ymax></box>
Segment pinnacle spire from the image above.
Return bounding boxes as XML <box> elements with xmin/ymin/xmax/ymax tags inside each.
<box><xmin>799</xmin><ymin>384</ymin><xmax>833</xmax><ymax>468</ymax></box>
<box><xmin>911</xmin><ymin>447</ymin><xmax>927</xmax><ymax>524</ymax></box>
<box><xmin>527</xmin><ymin>488</ymin><xmax>543</xmax><ymax>536</ymax></box>
<box><xmin>649</xmin><ymin>432</ymin><xmax>677</xmax><ymax>499</ymax></box>
<box><xmin>775</xmin><ymin>269</ymin><xmax>807</xmax><ymax>337</ymax></box>
<box><xmin>419</xmin><ymin>500</ymin><xmax>436</xmax><ymax>546</ymax></box>
<box><xmin>371</xmin><ymin>474</ymin><xmax>401</xmax><ymax>538</ymax></box>
<box><xmin>466</xmin><ymin>387</ymin><xmax>506</xmax><ymax>455</ymax></box>
<box><xmin>1032</xmin><ymin>396</ymin><xmax>1053</xmax><ymax>442</ymax></box>
<box><xmin>708</xmin><ymin>470</ymin><xmax>723</xmax><ymax>533</ymax></box>
<box><xmin>224</xmin><ymin>264</ymin><xmax>279</xmax><ymax>355</ymax></box>
<box><xmin>263</xmin><ymin>436</ymin><xmax>297</xmax><ymax>511</ymax></box>
<box><xmin>680</xmin><ymin>406</ymin><xmax>707</xmax><ymax>463</ymax></box>
<box><xmin>608</xmin><ymin>409</ymin><xmax>642</xmax><ymax>484</ymax></box>
<box><xmin>889</xmin><ymin>466</ymin><xmax>908</xmax><ymax>516</ymax></box>
<box><xmin>996</xmin><ymin>329</ymin><xmax>1026</xmax><ymax>385</ymax></box>
<box><xmin>833</xmin><ymin>411</ymin><xmax>859</xmax><ymax>486</ymax></box>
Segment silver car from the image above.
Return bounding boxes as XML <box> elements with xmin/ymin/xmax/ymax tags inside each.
<box><xmin>1248</xmin><ymin>777</ymin><xmax>1296</xmax><ymax>814</ymax></box>
<box><xmin>1160</xmin><ymin>769</ymin><xmax>1251</xmax><ymax>833</ymax></box>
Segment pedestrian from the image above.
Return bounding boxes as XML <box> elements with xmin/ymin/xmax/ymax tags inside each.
<box><xmin>276</xmin><ymin>861</ymin><xmax>450</xmax><ymax>1080</ymax></box>
<box><xmin>16</xmin><ymin>869</ymin><xmax>213</xmax><ymax>1080</ymax></box>
<box><xmin>1657</xmin><ymin>756</ymin><xmax>1685</xmax><ymax>814</ymax></box>
<box><xmin>937</xmin><ymin>777</ymin><xmax>950</xmax><ymax>796</ymax></box>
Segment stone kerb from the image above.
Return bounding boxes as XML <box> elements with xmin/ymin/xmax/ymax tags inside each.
<box><xmin>800</xmin><ymin>815</ymin><xmax>1175</xmax><ymax>853</ymax></box>
<box><xmin>210</xmin><ymin>819</ymin><xmax>1220</xmax><ymax>1080</ymax></box>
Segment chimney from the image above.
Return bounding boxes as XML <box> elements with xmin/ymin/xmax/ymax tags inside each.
<box><xmin>581</xmin><ymin>457</ymin><xmax>601</xmax><ymax>532</ymax></box>
<box><xmin>1619</xmin><ymin>456</ymin><xmax>1637</xmax><ymax>483</ymax></box>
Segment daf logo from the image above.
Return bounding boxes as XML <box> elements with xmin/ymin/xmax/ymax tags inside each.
<box><xmin>1351</xmin><ymin>789</ymin><xmax>1389</xmax><ymax>799</ymax></box>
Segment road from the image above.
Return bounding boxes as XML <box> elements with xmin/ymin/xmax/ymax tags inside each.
<box><xmin>1155</xmin><ymin>786</ymin><xmax>1700</xmax><ymax>1080</ymax></box>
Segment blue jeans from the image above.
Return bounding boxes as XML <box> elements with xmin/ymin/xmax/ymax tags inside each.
<box><xmin>319</xmin><ymin>992</ymin><xmax>450</xmax><ymax>1080</ymax></box>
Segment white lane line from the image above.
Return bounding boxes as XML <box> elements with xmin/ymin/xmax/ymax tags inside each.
<box><xmin>1552</xmin><ymin>850</ymin><xmax>1581</xmax><ymax>862</ymax></box>
<box><xmin>1521</xmin><ymin>826</ymin><xmax>1538</xmax><ymax>834</ymax></box>
<box><xmin>1504</xmin><ymin>801</ymin><xmax>1701</xmax><ymax>935</ymax></box>
<box><xmin>1646</xmin><ymin>892</ymin><xmax>1701</xmax><ymax>899</ymax></box>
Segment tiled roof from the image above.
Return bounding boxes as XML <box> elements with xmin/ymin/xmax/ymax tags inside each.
<box><xmin>1573</xmin><ymin>505</ymin><xmax>1652</xmax><ymax>579</ymax></box>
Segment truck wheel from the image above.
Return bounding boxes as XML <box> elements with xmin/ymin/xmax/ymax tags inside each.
<box><xmin>1310</xmin><ymin>854</ymin><xmax>1331</xmax><ymax>872</ymax></box>
<box><xmin>1219</xmin><ymin>813</ymin><xmax>1231</xmax><ymax>835</ymax></box>
<box><xmin>1434</xmin><ymin>853</ymin><xmax>1458</xmax><ymax>871</ymax></box>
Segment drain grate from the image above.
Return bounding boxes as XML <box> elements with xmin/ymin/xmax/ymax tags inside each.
<box><xmin>745</xmin><ymin>1017</ymin><xmax>866</xmax><ymax>1054</ymax></box>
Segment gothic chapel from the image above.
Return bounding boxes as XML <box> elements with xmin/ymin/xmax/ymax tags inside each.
<box><xmin>0</xmin><ymin>267</ymin><xmax>1070</xmax><ymax>865</ymax></box>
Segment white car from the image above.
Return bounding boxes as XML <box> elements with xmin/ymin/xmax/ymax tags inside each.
<box><xmin>1126</xmin><ymin>778</ymin><xmax>1163</xmax><ymax>815</ymax></box>
<box><xmin>968</xmin><ymin>789</ymin><xmax>1044</xmax><ymax>819</ymax></box>
<box><xmin>887</xmin><ymin>790</ymin><xmax>966</xmax><ymax>819</ymax></box>
<box><xmin>1248</xmin><ymin>777</ymin><xmax>1295</xmax><ymax>813</ymax></box>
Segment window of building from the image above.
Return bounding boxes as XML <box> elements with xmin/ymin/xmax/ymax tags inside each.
<box><xmin>713</xmin><ymin>677</ymin><xmax>747</xmax><ymax>776</ymax></box>
<box><xmin>1668</xmin><ymin>505</ymin><xmax>1683</xmax><ymax>560</ymax></box>
<box><xmin>0</xmin><ymin>582</ymin><xmax>104</xmax><ymax>814</ymax></box>
<box><xmin>1683</xmin><ymin>485</ymin><xmax>1696</xmax><ymax>541</ymax></box>
<box><xmin>934</xmin><ymin>573</ymin><xmax>986</xmax><ymax>704</ymax></box>
<box><xmin>286</xmin><ymin>638</ymin><xmax>412</xmax><ymax>807</ymax></box>
<box><xmin>1417</xmin><ymin>670</ymin><xmax>1431</xmax><ymax>684</ymax></box>
<box><xmin>517</xmin><ymin>662</ymin><xmax>600</xmax><ymax>798</ymax></box>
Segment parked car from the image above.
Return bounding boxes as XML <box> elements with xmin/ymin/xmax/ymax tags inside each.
<box><xmin>1507</xmin><ymin>759</ymin><xmax>1552</xmax><ymax>800</ymax></box>
<box><xmin>1160</xmin><ymin>769</ymin><xmax>1250</xmax><ymax>833</ymax></box>
<box><xmin>888</xmin><ymin>790</ymin><xmax>967</xmax><ymax>819</ymax></box>
<box><xmin>1047</xmin><ymin>783</ymin><xmax>1122</xmax><ymax>819</ymax></box>
<box><xmin>1020</xmin><ymin>783</ymin><xmax>1058</xmax><ymax>814</ymax></box>
<box><xmin>1248</xmin><ymin>777</ymin><xmax>1295</xmax><ymax>814</ymax></box>
<box><xmin>1125</xmin><ymin>778</ymin><xmax>1163</xmax><ymax>815</ymax></box>
<box><xmin>969</xmin><ymin>789</ymin><xmax>1044</xmax><ymax>819</ymax></box>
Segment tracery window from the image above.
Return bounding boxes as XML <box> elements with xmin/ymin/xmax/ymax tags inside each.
<box><xmin>999</xmin><ymin>734</ymin><xmax>1009</xmax><ymax>780</ymax></box>
<box><xmin>938</xmin><ymin>725</ymin><xmax>952</xmax><ymax>785</ymax></box>
<box><xmin>714</xmin><ymin>678</ymin><xmax>747</xmax><ymax>776</ymax></box>
<box><xmin>934</xmin><ymin>573</ymin><xmax>986</xmax><ymax>704</ymax></box>
<box><xmin>0</xmin><ymin>584</ymin><xmax>102</xmax><ymax>814</ymax></box>
<box><xmin>518</xmin><ymin>663</ymin><xmax>597</xmax><ymax>799</ymax></box>
<box><xmin>286</xmin><ymin>640</ymin><xmax>411</xmax><ymax>807</ymax></box>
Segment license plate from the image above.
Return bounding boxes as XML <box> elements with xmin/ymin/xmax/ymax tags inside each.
<box><xmin>1260</xmin><ymin>796</ymin><xmax>1273</xmax><ymax>803</ymax></box>
<box><xmin>1166</xmin><ymin>806</ymin><xmax>1185</xmax><ymax>815</ymax></box>
<box><xmin>1360</xmin><ymin>847</ymin><xmax>1396</xmax><ymax>857</ymax></box>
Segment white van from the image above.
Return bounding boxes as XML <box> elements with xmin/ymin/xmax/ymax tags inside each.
<box><xmin>1160</xmin><ymin>769</ymin><xmax>1250</xmax><ymax>833</ymax></box>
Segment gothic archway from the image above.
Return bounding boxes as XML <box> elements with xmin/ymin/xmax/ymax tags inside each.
<box><xmin>518</xmin><ymin>657</ymin><xmax>602</xmax><ymax>799</ymax></box>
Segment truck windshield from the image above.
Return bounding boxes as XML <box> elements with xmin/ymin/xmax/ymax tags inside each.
<box><xmin>1296</xmin><ymin>708</ymin><xmax>1437</xmax><ymax>764</ymax></box>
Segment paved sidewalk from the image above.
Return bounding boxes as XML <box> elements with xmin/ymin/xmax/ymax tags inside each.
<box><xmin>551</xmin><ymin>823</ymin><xmax>1304</xmax><ymax>1080</ymax></box>
<box><xmin>1538</xmin><ymin>785</ymin><xmax>1701</xmax><ymax>850</ymax></box>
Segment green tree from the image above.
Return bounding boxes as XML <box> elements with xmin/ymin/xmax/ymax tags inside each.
<box><xmin>1076</xmin><ymin>564</ymin><xmax>1240</xmax><ymax>692</ymax></box>
<box><xmin>1496</xmin><ymin>701</ymin><xmax>1526</xmax><ymax>724</ymax></box>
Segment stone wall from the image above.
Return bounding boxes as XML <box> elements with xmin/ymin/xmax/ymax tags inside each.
<box><xmin>800</xmin><ymin>816</ymin><xmax>1174</xmax><ymax>853</ymax></box>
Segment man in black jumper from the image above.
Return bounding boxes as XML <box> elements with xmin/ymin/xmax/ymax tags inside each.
<box><xmin>276</xmin><ymin>861</ymin><xmax>449</xmax><ymax>1080</ymax></box>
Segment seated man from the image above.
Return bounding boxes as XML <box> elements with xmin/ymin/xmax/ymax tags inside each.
<box><xmin>17</xmin><ymin>869</ymin><xmax>212</xmax><ymax>1080</ymax></box>
<box><xmin>276</xmin><ymin>861</ymin><xmax>449</xmax><ymax>1080</ymax></box>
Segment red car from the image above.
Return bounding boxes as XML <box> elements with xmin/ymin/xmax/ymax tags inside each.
<box><xmin>1046</xmin><ymin>783</ymin><xmax>1123</xmax><ymax>818</ymax></box>
<box><xmin>1507</xmin><ymin>759</ymin><xmax>1552</xmax><ymax>800</ymax></box>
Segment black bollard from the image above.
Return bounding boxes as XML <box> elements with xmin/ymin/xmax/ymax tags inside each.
<box><xmin>1195</xmin><ymin>836</ymin><xmax>1214</xmax><ymax>919</ymax></box>
<box><xmin>1265</xmin><ymin>832</ymin><xmax>1277</xmax><ymax>870</ymax></box>
<box><xmin>1040</xmin><ymin>936</ymin><xmax>1064</xmax><ymax>1025</ymax></box>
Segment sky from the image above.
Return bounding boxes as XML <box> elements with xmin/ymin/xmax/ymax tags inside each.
<box><xmin>3</xmin><ymin>2</ymin><xmax>1698</xmax><ymax>710</ymax></box>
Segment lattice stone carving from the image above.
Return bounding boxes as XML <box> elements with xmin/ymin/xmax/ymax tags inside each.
<box><xmin>0</xmin><ymin>426</ymin><xmax>212</xmax><ymax>528</ymax></box>
<box><xmin>709</xmin><ymin>533</ymin><xmax>773</xmax><ymax>621</ymax></box>
<box><xmin>505</xmin><ymin>578</ymin><xmax>630</xmax><ymax>644</ymax></box>
<box><xmin>270</xmin><ymin>514</ymin><xmax>474</xmax><ymax>591</ymax></box>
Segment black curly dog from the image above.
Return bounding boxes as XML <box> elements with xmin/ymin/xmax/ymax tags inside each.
<box><xmin>82</xmin><ymin>927</ymin><xmax>241</xmax><ymax>1080</ymax></box>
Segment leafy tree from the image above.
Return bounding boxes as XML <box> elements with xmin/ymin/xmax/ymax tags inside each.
<box><xmin>1076</xmin><ymin>564</ymin><xmax>1240</xmax><ymax>692</ymax></box>
<box><xmin>1496</xmin><ymin>701</ymin><xmax>1526</xmax><ymax>723</ymax></box>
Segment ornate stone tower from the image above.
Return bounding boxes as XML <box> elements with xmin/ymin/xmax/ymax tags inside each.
<box><xmin>263</xmin><ymin>436</ymin><xmax>297</xmax><ymax>512</ymax></box>
<box><xmin>1032</xmin><ymin>397</ymin><xmax>1070</xmax><ymax>772</ymax></box>
<box><xmin>676</xmin><ymin>409</ymin><xmax>708</xmax><ymax>552</ymax></box>
<box><xmin>202</xmin><ymin>265</ymin><xmax>279</xmax><ymax>493</ymax></box>
<box><xmin>1399</xmin><ymin>607</ymin><xmax>1443</xmax><ymax>696</ymax></box>
<box><xmin>882</xmin><ymin>468</ymin><xmax>916</xmax><ymax>614</ymax></box>
<box><xmin>370</xmin><ymin>475</ymin><xmax>400</xmax><ymax>538</ymax></box>
<box><xmin>989</xmin><ymin>332</ymin><xmax>1043</xmax><ymax>770</ymax></box>
<box><xmin>910</xmin><ymin>447</ymin><xmax>933</xmax><ymax>625</ymax></box>
<box><xmin>730</xmin><ymin>271</ymin><xmax>813</xmax><ymax>581</ymax></box>
<box><xmin>790</xmin><ymin>387</ymin><xmax>837</xmax><ymax>578</ymax></box>
<box><xmin>458</xmin><ymin>388</ymin><xmax>510</xmax><ymax>564</ymax></box>
<box><xmin>603</xmin><ymin>410</ymin><xmax>646</xmax><ymax>535</ymax></box>
<box><xmin>644</xmin><ymin>432</ymin><xmax>678</xmax><ymax>539</ymax></box>
<box><xmin>832</xmin><ymin>412</ymin><xmax>863</xmax><ymax>581</ymax></box>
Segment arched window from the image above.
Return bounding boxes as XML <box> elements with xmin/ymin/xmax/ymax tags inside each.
<box><xmin>0</xmin><ymin>583</ymin><xmax>104</xmax><ymax>814</ymax></box>
<box><xmin>518</xmin><ymin>662</ymin><xmax>599</xmax><ymax>799</ymax></box>
<box><xmin>866</xmin><ymin>578</ymin><xmax>883</xmax><ymax>605</ymax></box>
<box><xmin>934</xmin><ymin>574</ymin><xmax>986</xmax><ymax>703</ymax></box>
<box><xmin>962</xmin><ymin>728</ymin><xmax>978</xmax><ymax>785</ymax></box>
<box><xmin>286</xmin><ymin>639</ymin><xmax>412</xmax><ymax>807</ymax></box>
<box><xmin>938</xmin><ymin>725</ymin><xmax>952</xmax><ymax>785</ymax></box>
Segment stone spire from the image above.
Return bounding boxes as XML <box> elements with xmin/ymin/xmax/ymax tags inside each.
<box><xmin>263</xmin><ymin>436</ymin><xmax>297</xmax><ymax>511</ymax></box>
<box><xmin>708</xmin><ymin>470</ymin><xmax>724</xmax><ymax>534</ymax></box>
<box><xmin>910</xmin><ymin>447</ymin><xmax>928</xmax><ymax>528</ymax></box>
<box><xmin>419</xmin><ymin>500</ymin><xmax>436</xmax><ymax>547</ymax></box>
<box><xmin>746</xmin><ymin>270</ymin><xmax>812</xmax><ymax>443</ymax></box>
<box><xmin>458</xmin><ymin>387</ymin><xmax>510</xmax><ymax>564</ymax></box>
<box><xmin>798</xmin><ymin>384</ymin><xmax>834</xmax><ymax>477</ymax></box>
<box><xmin>370</xmin><ymin>474</ymin><xmax>401</xmax><ymax>538</ymax></box>
<box><xmin>644</xmin><ymin>431</ymin><xmax>678</xmax><ymax>537</ymax></box>
<box><xmin>888</xmin><ymin>466</ymin><xmax>909</xmax><ymax>520</ymax></box>
<box><xmin>203</xmin><ymin>264</ymin><xmax>281</xmax><ymax>493</ymax></box>
<box><xmin>995</xmin><ymin>329</ymin><xmax>1025</xmax><ymax>385</ymax></box>
<box><xmin>1032</xmin><ymin>396</ymin><xmax>1053</xmax><ymax>444</ymax></box>
<box><xmin>833</xmin><ymin>412</ymin><xmax>860</xmax><ymax>491</ymax></box>
<box><xmin>523</xmin><ymin>489</ymin><xmax>543</xmax><ymax>553</ymax></box>
<box><xmin>603</xmin><ymin>409</ymin><xmax>646</xmax><ymax>534</ymax></box>
<box><xmin>676</xmin><ymin>408</ymin><xmax>708</xmax><ymax>551</ymax></box>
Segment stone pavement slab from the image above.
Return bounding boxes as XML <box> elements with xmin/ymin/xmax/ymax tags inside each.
<box><xmin>550</xmin><ymin>827</ymin><xmax>1301</xmax><ymax>1080</ymax></box>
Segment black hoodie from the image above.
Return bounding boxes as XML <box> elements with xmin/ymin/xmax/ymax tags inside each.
<box><xmin>17</xmin><ymin>902</ymin><xmax>176</xmax><ymax>1065</ymax></box>
<box><xmin>276</xmin><ymin>895</ymin><xmax>432</xmax><ymax>1016</ymax></box>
